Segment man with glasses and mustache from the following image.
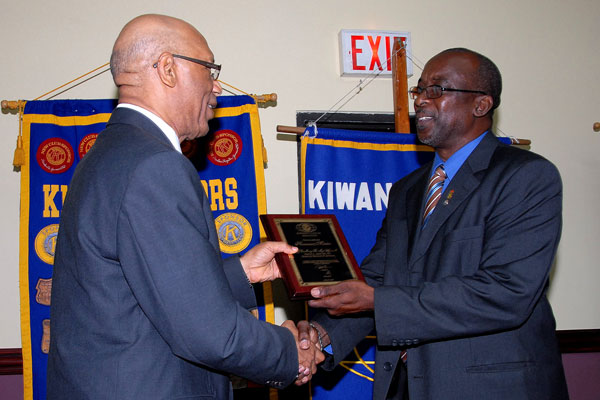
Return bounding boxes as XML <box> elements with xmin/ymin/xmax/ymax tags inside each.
<box><xmin>47</xmin><ymin>14</ymin><xmax>322</xmax><ymax>399</ymax></box>
<box><xmin>301</xmin><ymin>48</ymin><xmax>569</xmax><ymax>399</ymax></box>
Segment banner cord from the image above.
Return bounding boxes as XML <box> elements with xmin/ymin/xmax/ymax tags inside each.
<box><xmin>312</xmin><ymin>44</ymin><xmax>425</xmax><ymax>125</ymax></box>
<box><xmin>30</xmin><ymin>62</ymin><xmax>255</xmax><ymax>101</ymax></box>
<box><xmin>218</xmin><ymin>80</ymin><xmax>251</xmax><ymax>96</ymax></box>
<box><xmin>33</xmin><ymin>62</ymin><xmax>111</xmax><ymax>100</ymax></box>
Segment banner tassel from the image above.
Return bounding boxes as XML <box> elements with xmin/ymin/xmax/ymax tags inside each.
<box><xmin>13</xmin><ymin>102</ymin><xmax>25</xmax><ymax>169</ymax></box>
<box><xmin>13</xmin><ymin>135</ymin><xmax>25</xmax><ymax>167</ymax></box>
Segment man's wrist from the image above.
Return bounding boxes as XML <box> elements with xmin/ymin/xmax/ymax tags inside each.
<box><xmin>309</xmin><ymin>321</ymin><xmax>331</xmax><ymax>349</ymax></box>
<box><xmin>309</xmin><ymin>322</ymin><xmax>323</xmax><ymax>350</ymax></box>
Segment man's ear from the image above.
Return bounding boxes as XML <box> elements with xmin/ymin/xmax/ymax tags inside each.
<box><xmin>473</xmin><ymin>95</ymin><xmax>493</xmax><ymax>118</ymax></box>
<box><xmin>155</xmin><ymin>52</ymin><xmax>177</xmax><ymax>88</ymax></box>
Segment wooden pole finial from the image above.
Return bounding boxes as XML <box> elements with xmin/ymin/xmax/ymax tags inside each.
<box><xmin>2</xmin><ymin>100</ymin><xmax>21</xmax><ymax>110</ymax></box>
<box><xmin>276</xmin><ymin>125</ymin><xmax>304</xmax><ymax>135</ymax></box>
<box><xmin>252</xmin><ymin>93</ymin><xmax>278</xmax><ymax>103</ymax></box>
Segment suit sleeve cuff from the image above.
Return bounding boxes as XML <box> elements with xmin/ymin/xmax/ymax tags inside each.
<box><xmin>222</xmin><ymin>256</ymin><xmax>257</xmax><ymax>310</ymax></box>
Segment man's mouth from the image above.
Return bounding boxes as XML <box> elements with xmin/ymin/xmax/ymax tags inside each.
<box><xmin>417</xmin><ymin>114</ymin><xmax>435</xmax><ymax>126</ymax></box>
<box><xmin>415</xmin><ymin>107</ymin><xmax>434</xmax><ymax>120</ymax></box>
<box><xmin>416</xmin><ymin>113</ymin><xmax>434</xmax><ymax>133</ymax></box>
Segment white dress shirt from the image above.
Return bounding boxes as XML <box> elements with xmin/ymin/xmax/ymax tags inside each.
<box><xmin>117</xmin><ymin>103</ymin><xmax>182</xmax><ymax>154</ymax></box>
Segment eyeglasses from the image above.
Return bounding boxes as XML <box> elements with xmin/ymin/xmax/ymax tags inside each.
<box><xmin>409</xmin><ymin>85</ymin><xmax>486</xmax><ymax>100</ymax></box>
<box><xmin>153</xmin><ymin>54</ymin><xmax>221</xmax><ymax>80</ymax></box>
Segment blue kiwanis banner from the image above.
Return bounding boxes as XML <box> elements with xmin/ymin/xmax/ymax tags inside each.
<box><xmin>300</xmin><ymin>126</ymin><xmax>434</xmax><ymax>399</ymax></box>
<box><xmin>18</xmin><ymin>96</ymin><xmax>269</xmax><ymax>400</ymax></box>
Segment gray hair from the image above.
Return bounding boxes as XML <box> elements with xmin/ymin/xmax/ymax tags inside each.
<box><xmin>110</xmin><ymin>36</ymin><xmax>177</xmax><ymax>78</ymax></box>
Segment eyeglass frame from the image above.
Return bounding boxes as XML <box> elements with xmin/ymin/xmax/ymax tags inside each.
<box><xmin>153</xmin><ymin>54</ymin><xmax>221</xmax><ymax>80</ymax></box>
<box><xmin>409</xmin><ymin>85</ymin><xmax>486</xmax><ymax>100</ymax></box>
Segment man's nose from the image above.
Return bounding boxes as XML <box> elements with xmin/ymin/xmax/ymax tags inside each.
<box><xmin>213</xmin><ymin>79</ymin><xmax>222</xmax><ymax>96</ymax></box>
<box><xmin>413</xmin><ymin>90</ymin><xmax>428</xmax><ymax>109</ymax></box>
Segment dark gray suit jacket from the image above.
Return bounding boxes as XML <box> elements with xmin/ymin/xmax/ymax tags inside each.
<box><xmin>314</xmin><ymin>132</ymin><xmax>569</xmax><ymax>400</ymax></box>
<box><xmin>47</xmin><ymin>108</ymin><xmax>297</xmax><ymax>399</ymax></box>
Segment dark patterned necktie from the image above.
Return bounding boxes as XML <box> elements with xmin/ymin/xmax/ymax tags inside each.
<box><xmin>422</xmin><ymin>164</ymin><xmax>446</xmax><ymax>227</ymax></box>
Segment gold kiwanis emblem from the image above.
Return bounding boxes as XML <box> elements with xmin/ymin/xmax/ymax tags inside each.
<box><xmin>34</xmin><ymin>224</ymin><xmax>59</xmax><ymax>265</ymax></box>
<box><xmin>35</xmin><ymin>278</ymin><xmax>52</xmax><ymax>306</ymax></box>
<box><xmin>214</xmin><ymin>213</ymin><xmax>252</xmax><ymax>254</ymax></box>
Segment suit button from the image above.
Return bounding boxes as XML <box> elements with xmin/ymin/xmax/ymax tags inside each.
<box><xmin>383</xmin><ymin>362</ymin><xmax>392</xmax><ymax>371</ymax></box>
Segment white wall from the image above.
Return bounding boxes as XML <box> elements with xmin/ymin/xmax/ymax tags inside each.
<box><xmin>1</xmin><ymin>0</ymin><xmax>598</xmax><ymax>347</ymax></box>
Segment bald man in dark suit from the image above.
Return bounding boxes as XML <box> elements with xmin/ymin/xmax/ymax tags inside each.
<box><xmin>47</xmin><ymin>14</ymin><xmax>322</xmax><ymax>399</ymax></box>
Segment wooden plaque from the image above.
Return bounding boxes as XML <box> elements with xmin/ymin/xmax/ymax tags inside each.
<box><xmin>260</xmin><ymin>214</ymin><xmax>364</xmax><ymax>300</ymax></box>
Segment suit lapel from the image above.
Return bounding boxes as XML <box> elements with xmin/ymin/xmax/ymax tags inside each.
<box><xmin>409</xmin><ymin>132</ymin><xmax>500</xmax><ymax>268</ymax></box>
<box><xmin>405</xmin><ymin>168</ymin><xmax>429</xmax><ymax>260</ymax></box>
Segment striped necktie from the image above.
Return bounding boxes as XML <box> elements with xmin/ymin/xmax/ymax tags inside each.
<box><xmin>422</xmin><ymin>164</ymin><xmax>446</xmax><ymax>227</ymax></box>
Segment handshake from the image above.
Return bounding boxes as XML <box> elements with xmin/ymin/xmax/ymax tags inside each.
<box><xmin>241</xmin><ymin>242</ymin><xmax>327</xmax><ymax>386</ymax></box>
<box><xmin>281</xmin><ymin>320</ymin><xmax>328</xmax><ymax>386</ymax></box>
<box><xmin>241</xmin><ymin>241</ymin><xmax>374</xmax><ymax>386</ymax></box>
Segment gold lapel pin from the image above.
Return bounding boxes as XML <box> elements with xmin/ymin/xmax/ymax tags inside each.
<box><xmin>443</xmin><ymin>189</ymin><xmax>454</xmax><ymax>205</ymax></box>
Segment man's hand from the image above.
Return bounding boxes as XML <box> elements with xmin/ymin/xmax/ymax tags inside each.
<box><xmin>308</xmin><ymin>280</ymin><xmax>375</xmax><ymax>316</ymax></box>
<box><xmin>240</xmin><ymin>241</ymin><xmax>297</xmax><ymax>283</ymax></box>
<box><xmin>282</xmin><ymin>320</ymin><xmax>324</xmax><ymax>386</ymax></box>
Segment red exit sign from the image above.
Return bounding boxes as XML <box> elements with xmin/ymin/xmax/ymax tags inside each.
<box><xmin>339</xmin><ymin>30</ymin><xmax>413</xmax><ymax>77</ymax></box>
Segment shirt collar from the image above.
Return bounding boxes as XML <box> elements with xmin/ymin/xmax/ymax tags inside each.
<box><xmin>431</xmin><ymin>131</ymin><xmax>488</xmax><ymax>190</ymax></box>
<box><xmin>116</xmin><ymin>103</ymin><xmax>182</xmax><ymax>153</ymax></box>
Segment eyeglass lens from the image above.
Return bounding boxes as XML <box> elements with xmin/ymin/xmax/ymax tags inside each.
<box><xmin>410</xmin><ymin>86</ymin><xmax>441</xmax><ymax>100</ymax></box>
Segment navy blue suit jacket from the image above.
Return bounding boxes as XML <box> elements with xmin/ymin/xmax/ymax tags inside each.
<box><xmin>315</xmin><ymin>132</ymin><xmax>569</xmax><ymax>400</ymax></box>
<box><xmin>47</xmin><ymin>108</ymin><xmax>297</xmax><ymax>399</ymax></box>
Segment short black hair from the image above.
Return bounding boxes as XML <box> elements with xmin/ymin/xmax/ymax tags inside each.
<box><xmin>440</xmin><ymin>48</ymin><xmax>502</xmax><ymax>113</ymax></box>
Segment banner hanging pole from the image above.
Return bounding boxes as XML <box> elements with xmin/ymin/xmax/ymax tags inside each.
<box><xmin>392</xmin><ymin>38</ymin><xmax>410</xmax><ymax>134</ymax></box>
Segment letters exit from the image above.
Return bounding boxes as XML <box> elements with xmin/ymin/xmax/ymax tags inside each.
<box><xmin>339</xmin><ymin>30</ymin><xmax>413</xmax><ymax>77</ymax></box>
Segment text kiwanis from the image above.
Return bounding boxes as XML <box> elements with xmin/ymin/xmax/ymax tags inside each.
<box><xmin>307</xmin><ymin>180</ymin><xmax>392</xmax><ymax>211</ymax></box>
